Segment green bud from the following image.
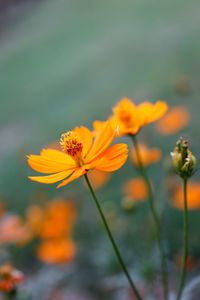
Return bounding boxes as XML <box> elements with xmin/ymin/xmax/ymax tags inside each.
<box><xmin>171</xmin><ymin>137</ymin><xmax>196</xmax><ymax>178</ymax></box>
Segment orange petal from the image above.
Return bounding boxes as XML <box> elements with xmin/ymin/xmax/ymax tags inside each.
<box><xmin>137</xmin><ymin>101</ymin><xmax>168</xmax><ymax>126</ymax></box>
<box><xmin>86</xmin><ymin>121</ymin><xmax>115</xmax><ymax>162</ymax></box>
<box><xmin>156</xmin><ymin>106</ymin><xmax>190</xmax><ymax>135</ymax></box>
<box><xmin>73</xmin><ymin>126</ymin><xmax>93</xmax><ymax>158</ymax></box>
<box><xmin>27</xmin><ymin>149</ymin><xmax>76</xmax><ymax>174</ymax></box>
<box><xmin>123</xmin><ymin>178</ymin><xmax>148</xmax><ymax>201</ymax></box>
<box><xmin>57</xmin><ymin>168</ymin><xmax>86</xmax><ymax>188</ymax></box>
<box><xmin>112</xmin><ymin>97</ymin><xmax>137</xmax><ymax>115</ymax></box>
<box><xmin>111</xmin><ymin>98</ymin><xmax>141</xmax><ymax>135</ymax></box>
<box><xmin>37</xmin><ymin>238</ymin><xmax>76</xmax><ymax>264</ymax></box>
<box><xmin>93</xmin><ymin>120</ymin><xmax>107</xmax><ymax>132</ymax></box>
<box><xmin>95</xmin><ymin>144</ymin><xmax>128</xmax><ymax>172</ymax></box>
<box><xmin>29</xmin><ymin>170</ymin><xmax>74</xmax><ymax>184</ymax></box>
<box><xmin>172</xmin><ymin>182</ymin><xmax>200</xmax><ymax>210</ymax></box>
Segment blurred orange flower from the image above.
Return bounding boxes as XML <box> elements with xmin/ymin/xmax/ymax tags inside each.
<box><xmin>37</xmin><ymin>239</ymin><xmax>76</xmax><ymax>264</ymax></box>
<box><xmin>93</xmin><ymin>98</ymin><xmax>168</xmax><ymax>136</ymax></box>
<box><xmin>111</xmin><ymin>98</ymin><xmax>141</xmax><ymax>135</ymax></box>
<box><xmin>26</xmin><ymin>200</ymin><xmax>77</xmax><ymax>239</ymax></box>
<box><xmin>26</xmin><ymin>205</ymin><xmax>44</xmax><ymax>235</ymax></box>
<box><xmin>123</xmin><ymin>178</ymin><xmax>148</xmax><ymax>202</ymax></box>
<box><xmin>45</xmin><ymin>200</ymin><xmax>77</xmax><ymax>224</ymax></box>
<box><xmin>87</xmin><ymin>169</ymin><xmax>111</xmax><ymax>190</ymax></box>
<box><xmin>175</xmin><ymin>255</ymin><xmax>198</xmax><ymax>271</ymax></box>
<box><xmin>156</xmin><ymin>106</ymin><xmax>190</xmax><ymax>135</ymax></box>
<box><xmin>131</xmin><ymin>143</ymin><xmax>161</xmax><ymax>167</ymax></box>
<box><xmin>0</xmin><ymin>263</ymin><xmax>24</xmax><ymax>293</ymax></box>
<box><xmin>0</xmin><ymin>215</ymin><xmax>32</xmax><ymax>246</ymax></box>
<box><xmin>172</xmin><ymin>182</ymin><xmax>200</xmax><ymax>210</ymax></box>
<box><xmin>28</xmin><ymin>122</ymin><xmax>128</xmax><ymax>188</ymax></box>
<box><xmin>26</xmin><ymin>199</ymin><xmax>78</xmax><ymax>264</ymax></box>
<box><xmin>40</xmin><ymin>201</ymin><xmax>77</xmax><ymax>239</ymax></box>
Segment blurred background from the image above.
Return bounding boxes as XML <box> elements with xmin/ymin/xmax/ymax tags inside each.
<box><xmin>0</xmin><ymin>0</ymin><xmax>200</xmax><ymax>299</ymax></box>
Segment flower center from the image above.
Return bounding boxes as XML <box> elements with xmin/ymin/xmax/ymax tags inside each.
<box><xmin>60</xmin><ymin>131</ymin><xmax>83</xmax><ymax>158</ymax></box>
<box><xmin>118</xmin><ymin>110</ymin><xmax>132</xmax><ymax>125</ymax></box>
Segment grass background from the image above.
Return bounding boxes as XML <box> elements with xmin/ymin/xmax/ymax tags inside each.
<box><xmin>0</xmin><ymin>1</ymin><xmax>200</xmax><ymax>297</ymax></box>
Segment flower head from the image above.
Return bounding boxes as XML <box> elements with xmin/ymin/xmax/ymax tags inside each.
<box><xmin>27</xmin><ymin>122</ymin><xmax>128</xmax><ymax>188</ymax></box>
<box><xmin>93</xmin><ymin>98</ymin><xmax>168</xmax><ymax>136</ymax></box>
<box><xmin>111</xmin><ymin>98</ymin><xmax>140</xmax><ymax>135</ymax></box>
<box><xmin>60</xmin><ymin>131</ymin><xmax>83</xmax><ymax>158</ymax></box>
<box><xmin>36</xmin><ymin>238</ymin><xmax>76</xmax><ymax>264</ymax></box>
<box><xmin>171</xmin><ymin>137</ymin><xmax>196</xmax><ymax>178</ymax></box>
<box><xmin>26</xmin><ymin>200</ymin><xmax>77</xmax><ymax>264</ymax></box>
<box><xmin>39</xmin><ymin>200</ymin><xmax>77</xmax><ymax>239</ymax></box>
<box><xmin>0</xmin><ymin>263</ymin><xmax>24</xmax><ymax>293</ymax></box>
<box><xmin>123</xmin><ymin>177</ymin><xmax>148</xmax><ymax>202</ymax></box>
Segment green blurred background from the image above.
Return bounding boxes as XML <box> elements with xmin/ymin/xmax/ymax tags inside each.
<box><xmin>0</xmin><ymin>0</ymin><xmax>200</xmax><ymax>207</ymax></box>
<box><xmin>0</xmin><ymin>0</ymin><xmax>200</xmax><ymax>298</ymax></box>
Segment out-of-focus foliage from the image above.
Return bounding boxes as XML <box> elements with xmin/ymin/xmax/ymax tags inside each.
<box><xmin>0</xmin><ymin>0</ymin><xmax>200</xmax><ymax>299</ymax></box>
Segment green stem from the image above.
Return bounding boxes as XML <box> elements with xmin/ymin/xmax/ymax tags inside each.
<box><xmin>176</xmin><ymin>177</ymin><xmax>188</xmax><ymax>300</ymax></box>
<box><xmin>131</xmin><ymin>135</ymin><xmax>168</xmax><ymax>300</ymax></box>
<box><xmin>84</xmin><ymin>174</ymin><xmax>143</xmax><ymax>300</ymax></box>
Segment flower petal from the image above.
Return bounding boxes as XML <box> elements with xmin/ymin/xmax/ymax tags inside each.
<box><xmin>29</xmin><ymin>170</ymin><xmax>73</xmax><ymax>184</ymax></box>
<box><xmin>73</xmin><ymin>126</ymin><xmax>93</xmax><ymax>158</ymax></box>
<box><xmin>94</xmin><ymin>144</ymin><xmax>128</xmax><ymax>172</ymax></box>
<box><xmin>57</xmin><ymin>168</ymin><xmax>86</xmax><ymax>188</ymax></box>
<box><xmin>156</xmin><ymin>106</ymin><xmax>190</xmax><ymax>135</ymax></box>
<box><xmin>86</xmin><ymin>121</ymin><xmax>115</xmax><ymax>162</ymax></box>
<box><xmin>137</xmin><ymin>101</ymin><xmax>168</xmax><ymax>126</ymax></box>
<box><xmin>27</xmin><ymin>149</ymin><xmax>76</xmax><ymax>174</ymax></box>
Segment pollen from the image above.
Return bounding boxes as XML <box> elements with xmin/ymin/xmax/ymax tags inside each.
<box><xmin>60</xmin><ymin>131</ymin><xmax>83</xmax><ymax>158</ymax></box>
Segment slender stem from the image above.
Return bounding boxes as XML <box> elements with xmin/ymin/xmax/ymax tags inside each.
<box><xmin>176</xmin><ymin>177</ymin><xmax>188</xmax><ymax>300</ymax></box>
<box><xmin>131</xmin><ymin>135</ymin><xmax>168</xmax><ymax>300</ymax></box>
<box><xmin>84</xmin><ymin>174</ymin><xmax>143</xmax><ymax>300</ymax></box>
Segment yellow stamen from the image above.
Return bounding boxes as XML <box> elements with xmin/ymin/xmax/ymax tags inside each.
<box><xmin>60</xmin><ymin>131</ymin><xmax>83</xmax><ymax>158</ymax></box>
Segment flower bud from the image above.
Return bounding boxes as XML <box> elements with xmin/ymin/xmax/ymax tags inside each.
<box><xmin>171</xmin><ymin>137</ymin><xmax>196</xmax><ymax>178</ymax></box>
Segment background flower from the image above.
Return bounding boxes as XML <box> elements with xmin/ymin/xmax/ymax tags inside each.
<box><xmin>156</xmin><ymin>106</ymin><xmax>190</xmax><ymax>135</ymax></box>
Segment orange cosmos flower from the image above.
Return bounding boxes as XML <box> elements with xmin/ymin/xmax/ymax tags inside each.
<box><xmin>172</xmin><ymin>182</ymin><xmax>200</xmax><ymax>210</ymax></box>
<box><xmin>45</xmin><ymin>199</ymin><xmax>77</xmax><ymax>224</ymax></box>
<box><xmin>156</xmin><ymin>106</ymin><xmax>190</xmax><ymax>135</ymax></box>
<box><xmin>27</xmin><ymin>122</ymin><xmax>128</xmax><ymax>188</ymax></box>
<box><xmin>93</xmin><ymin>98</ymin><xmax>168</xmax><ymax>136</ymax></box>
<box><xmin>26</xmin><ymin>205</ymin><xmax>45</xmax><ymax>235</ymax></box>
<box><xmin>131</xmin><ymin>143</ymin><xmax>162</xmax><ymax>167</ymax></box>
<box><xmin>37</xmin><ymin>238</ymin><xmax>76</xmax><ymax>264</ymax></box>
<box><xmin>43</xmin><ymin>200</ymin><xmax>76</xmax><ymax>239</ymax></box>
<box><xmin>0</xmin><ymin>263</ymin><xmax>24</xmax><ymax>293</ymax></box>
<box><xmin>123</xmin><ymin>178</ymin><xmax>148</xmax><ymax>202</ymax></box>
<box><xmin>26</xmin><ymin>200</ymin><xmax>77</xmax><ymax>239</ymax></box>
<box><xmin>112</xmin><ymin>97</ymin><xmax>168</xmax><ymax>135</ymax></box>
<box><xmin>110</xmin><ymin>98</ymin><xmax>141</xmax><ymax>135</ymax></box>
